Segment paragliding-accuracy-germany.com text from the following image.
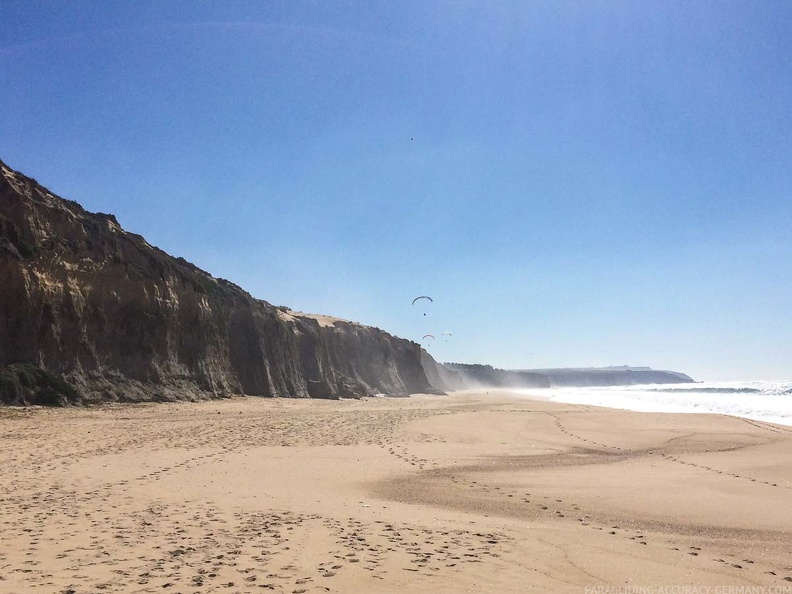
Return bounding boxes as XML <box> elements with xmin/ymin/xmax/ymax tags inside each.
<box><xmin>584</xmin><ymin>586</ymin><xmax>792</xmax><ymax>594</ymax></box>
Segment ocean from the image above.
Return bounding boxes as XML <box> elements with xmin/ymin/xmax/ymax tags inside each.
<box><xmin>521</xmin><ymin>380</ymin><xmax>792</xmax><ymax>427</ymax></box>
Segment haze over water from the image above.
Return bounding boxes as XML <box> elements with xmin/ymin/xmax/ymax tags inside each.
<box><xmin>522</xmin><ymin>380</ymin><xmax>792</xmax><ymax>427</ymax></box>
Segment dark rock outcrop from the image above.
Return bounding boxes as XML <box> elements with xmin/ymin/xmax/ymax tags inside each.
<box><xmin>0</xmin><ymin>159</ymin><xmax>439</xmax><ymax>404</ymax></box>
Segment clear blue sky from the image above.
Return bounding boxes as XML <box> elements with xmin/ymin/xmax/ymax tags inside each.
<box><xmin>2</xmin><ymin>1</ymin><xmax>791</xmax><ymax>381</ymax></box>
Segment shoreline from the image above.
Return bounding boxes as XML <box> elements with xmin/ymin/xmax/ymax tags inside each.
<box><xmin>507</xmin><ymin>383</ymin><xmax>792</xmax><ymax>428</ymax></box>
<box><xmin>1</xmin><ymin>391</ymin><xmax>790</xmax><ymax>592</ymax></box>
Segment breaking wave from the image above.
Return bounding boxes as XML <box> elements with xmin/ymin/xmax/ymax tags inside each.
<box><xmin>521</xmin><ymin>380</ymin><xmax>792</xmax><ymax>426</ymax></box>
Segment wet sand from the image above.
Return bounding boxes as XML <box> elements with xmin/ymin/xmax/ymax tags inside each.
<box><xmin>1</xmin><ymin>391</ymin><xmax>791</xmax><ymax>593</ymax></box>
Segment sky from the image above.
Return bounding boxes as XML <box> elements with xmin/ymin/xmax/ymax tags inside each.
<box><xmin>1</xmin><ymin>1</ymin><xmax>791</xmax><ymax>381</ymax></box>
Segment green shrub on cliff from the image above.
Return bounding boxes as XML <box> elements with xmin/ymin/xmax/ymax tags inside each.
<box><xmin>0</xmin><ymin>364</ymin><xmax>81</xmax><ymax>406</ymax></box>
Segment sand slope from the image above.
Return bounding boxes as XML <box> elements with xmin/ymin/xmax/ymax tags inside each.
<box><xmin>1</xmin><ymin>391</ymin><xmax>791</xmax><ymax>593</ymax></box>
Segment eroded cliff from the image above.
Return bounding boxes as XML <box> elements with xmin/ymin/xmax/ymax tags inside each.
<box><xmin>0</xmin><ymin>159</ymin><xmax>437</xmax><ymax>404</ymax></box>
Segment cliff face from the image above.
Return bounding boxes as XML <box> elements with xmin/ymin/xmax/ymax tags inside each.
<box><xmin>0</xmin><ymin>159</ymin><xmax>437</xmax><ymax>404</ymax></box>
<box><xmin>419</xmin><ymin>349</ymin><xmax>457</xmax><ymax>393</ymax></box>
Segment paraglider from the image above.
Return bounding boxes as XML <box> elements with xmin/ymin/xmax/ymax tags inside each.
<box><xmin>412</xmin><ymin>296</ymin><xmax>433</xmax><ymax>305</ymax></box>
<box><xmin>442</xmin><ymin>331</ymin><xmax>452</xmax><ymax>342</ymax></box>
<box><xmin>412</xmin><ymin>295</ymin><xmax>433</xmax><ymax>316</ymax></box>
<box><xmin>421</xmin><ymin>334</ymin><xmax>435</xmax><ymax>347</ymax></box>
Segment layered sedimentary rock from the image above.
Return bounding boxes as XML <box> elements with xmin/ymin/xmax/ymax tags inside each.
<box><xmin>0</xmin><ymin>159</ymin><xmax>438</xmax><ymax>404</ymax></box>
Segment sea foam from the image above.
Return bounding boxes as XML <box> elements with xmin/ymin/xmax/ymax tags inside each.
<box><xmin>520</xmin><ymin>380</ymin><xmax>792</xmax><ymax>427</ymax></box>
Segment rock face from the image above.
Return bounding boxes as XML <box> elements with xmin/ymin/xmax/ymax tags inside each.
<box><xmin>0</xmin><ymin>159</ymin><xmax>438</xmax><ymax>404</ymax></box>
<box><xmin>419</xmin><ymin>348</ymin><xmax>459</xmax><ymax>393</ymax></box>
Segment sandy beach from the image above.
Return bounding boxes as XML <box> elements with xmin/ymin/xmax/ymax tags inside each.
<box><xmin>1</xmin><ymin>391</ymin><xmax>791</xmax><ymax>593</ymax></box>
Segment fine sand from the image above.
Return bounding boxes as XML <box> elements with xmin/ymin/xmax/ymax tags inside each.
<box><xmin>1</xmin><ymin>391</ymin><xmax>791</xmax><ymax>593</ymax></box>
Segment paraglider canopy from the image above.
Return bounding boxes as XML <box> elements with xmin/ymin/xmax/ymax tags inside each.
<box><xmin>412</xmin><ymin>295</ymin><xmax>433</xmax><ymax>316</ymax></box>
<box><xmin>422</xmin><ymin>334</ymin><xmax>435</xmax><ymax>340</ymax></box>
